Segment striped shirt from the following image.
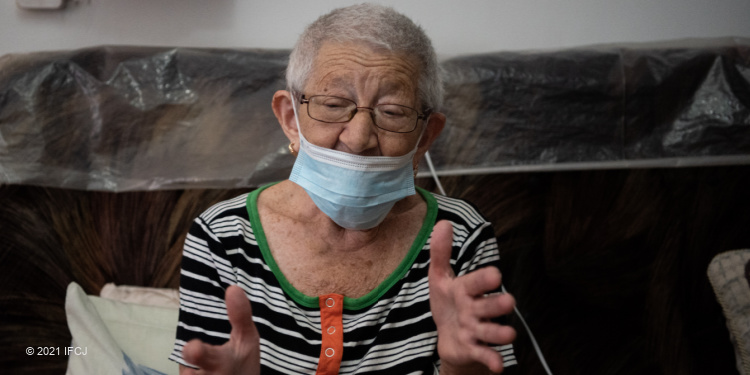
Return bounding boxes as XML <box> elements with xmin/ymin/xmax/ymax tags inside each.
<box><xmin>169</xmin><ymin>185</ymin><xmax>516</xmax><ymax>374</ymax></box>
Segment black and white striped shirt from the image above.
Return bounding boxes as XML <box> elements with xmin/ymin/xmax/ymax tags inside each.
<box><xmin>169</xmin><ymin>185</ymin><xmax>516</xmax><ymax>374</ymax></box>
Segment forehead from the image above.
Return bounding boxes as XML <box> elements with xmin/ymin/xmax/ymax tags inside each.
<box><xmin>306</xmin><ymin>42</ymin><xmax>421</xmax><ymax>97</ymax></box>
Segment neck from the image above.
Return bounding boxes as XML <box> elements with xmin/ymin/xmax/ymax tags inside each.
<box><xmin>324</xmin><ymin>222</ymin><xmax>382</xmax><ymax>252</ymax></box>
<box><xmin>283</xmin><ymin>180</ymin><xmax>420</xmax><ymax>252</ymax></box>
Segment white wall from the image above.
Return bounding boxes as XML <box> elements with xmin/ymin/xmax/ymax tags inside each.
<box><xmin>1</xmin><ymin>0</ymin><xmax>750</xmax><ymax>57</ymax></box>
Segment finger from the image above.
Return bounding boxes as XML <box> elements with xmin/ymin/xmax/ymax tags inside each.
<box><xmin>429</xmin><ymin>220</ymin><xmax>455</xmax><ymax>280</ymax></box>
<box><xmin>462</xmin><ymin>266</ymin><xmax>502</xmax><ymax>297</ymax></box>
<box><xmin>475</xmin><ymin>321</ymin><xmax>518</xmax><ymax>346</ymax></box>
<box><xmin>471</xmin><ymin>292</ymin><xmax>516</xmax><ymax>319</ymax></box>
<box><xmin>179</xmin><ymin>364</ymin><xmax>200</xmax><ymax>375</ymax></box>
<box><xmin>226</xmin><ymin>285</ymin><xmax>258</xmax><ymax>342</ymax></box>
<box><xmin>469</xmin><ymin>344</ymin><xmax>505</xmax><ymax>374</ymax></box>
<box><xmin>182</xmin><ymin>338</ymin><xmax>202</xmax><ymax>366</ymax></box>
<box><xmin>183</xmin><ymin>338</ymin><xmax>222</xmax><ymax>371</ymax></box>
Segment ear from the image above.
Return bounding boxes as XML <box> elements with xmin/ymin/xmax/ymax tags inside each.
<box><xmin>413</xmin><ymin>112</ymin><xmax>446</xmax><ymax>169</ymax></box>
<box><xmin>272</xmin><ymin>90</ymin><xmax>300</xmax><ymax>150</ymax></box>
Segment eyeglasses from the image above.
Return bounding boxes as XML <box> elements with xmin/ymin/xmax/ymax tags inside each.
<box><xmin>299</xmin><ymin>95</ymin><xmax>430</xmax><ymax>133</ymax></box>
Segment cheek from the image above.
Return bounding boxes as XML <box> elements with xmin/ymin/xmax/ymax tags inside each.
<box><xmin>301</xmin><ymin>123</ymin><xmax>342</xmax><ymax>149</ymax></box>
<box><xmin>378</xmin><ymin>132</ymin><xmax>420</xmax><ymax>157</ymax></box>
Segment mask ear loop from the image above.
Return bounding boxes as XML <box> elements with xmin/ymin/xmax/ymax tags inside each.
<box><xmin>289</xmin><ymin>91</ymin><xmax>306</xmax><ymax>144</ymax></box>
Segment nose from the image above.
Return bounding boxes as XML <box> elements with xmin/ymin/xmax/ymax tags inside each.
<box><xmin>338</xmin><ymin>108</ymin><xmax>379</xmax><ymax>155</ymax></box>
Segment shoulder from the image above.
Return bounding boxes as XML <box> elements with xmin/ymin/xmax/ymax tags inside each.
<box><xmin>430</xmin><ymin>192</ymin><xmax>489</xmax><ymax>229</ymax></box>
<box><xmin>197</xmin><ymin>192</ymin><xmax>251</xmax><ymax>225</ymax></box>
<box><xmin>423</xmin><ymin>191</ymin><xmax>499</xmax><ymax>275</ymax></box>
<box><xmin>187</xmin><ymin>192</ymin><xmax>255</xmax><ymax>241</ymax></box>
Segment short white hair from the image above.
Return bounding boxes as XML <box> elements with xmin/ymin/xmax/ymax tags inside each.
<box><xmin>286</xmin><ymin>3</ymin><xmax>443</xmax><ymax>111</ymax></box>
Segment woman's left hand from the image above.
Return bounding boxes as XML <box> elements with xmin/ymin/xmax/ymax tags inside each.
<box><xmin>428</xmin><ymin>220</ymin><xmax>517</xmax><ymax>374</ymax></box>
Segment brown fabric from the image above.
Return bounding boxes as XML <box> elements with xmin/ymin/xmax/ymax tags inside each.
<box><xmin>2</xmin><ymin>167</ymin><xmax>750</xmax><ymax>374</ymax></box>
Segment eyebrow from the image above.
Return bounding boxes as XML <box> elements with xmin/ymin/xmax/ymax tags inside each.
<box><xmin>322</xmin><ymin>77</ymin><xmax>353</xmax><ymax>94</ymax></box>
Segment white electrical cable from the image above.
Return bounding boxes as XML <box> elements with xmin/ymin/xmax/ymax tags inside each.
<box><xmin>502</xmin><ymin>285</ymin><xmax>553</xmax><ymax>375</ymax></box>
<box><xmin>424</xmin><ymin>151</ymin><xmax>447</xmax><ymax>196</ymax></box>
<box><xmin>424</xmin><ymin>151</ymin><xmax>553</xmax><ymax>375</ymax></box>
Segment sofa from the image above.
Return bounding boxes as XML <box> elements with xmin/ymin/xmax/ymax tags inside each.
<box><xmin>1</xmin><ymin>37</ymin><xmax>749</xmax><ymax>374</ymax></box>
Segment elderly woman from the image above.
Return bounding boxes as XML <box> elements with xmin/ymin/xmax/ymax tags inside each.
<box><xmin>170</xmin><ymin>4</ymin><xmax>517</xmax><ymax>374</ymax></box>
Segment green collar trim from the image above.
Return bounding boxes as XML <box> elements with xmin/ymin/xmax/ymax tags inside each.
<box><xmin>246</xmin><ymin>184</ymin><xmax>437</xmax><ymax>310</ymax></box>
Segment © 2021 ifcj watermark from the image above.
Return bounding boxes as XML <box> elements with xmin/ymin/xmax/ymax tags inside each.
<box><xmin>26</xmin><ymin>346</ymin><xmax>88</xmax><ymax>356</ymax></box>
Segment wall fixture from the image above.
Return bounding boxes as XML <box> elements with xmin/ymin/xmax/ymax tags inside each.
<box><xmin>16</xmin><ymin>0</ymin><xmax>67</xmax><ymax>10</ymax></box>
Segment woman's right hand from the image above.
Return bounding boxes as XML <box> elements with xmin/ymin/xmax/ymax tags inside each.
<box><xmin>179</xmin><ymin>285</ymin><xmax>261</xmax><ymax>375</ymax></box>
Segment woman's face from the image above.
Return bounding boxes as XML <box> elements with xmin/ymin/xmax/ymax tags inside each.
<box><xmin>298</xmin><ymin>42</ymin><xmax>424</xmax><ymax>157</ymax></box>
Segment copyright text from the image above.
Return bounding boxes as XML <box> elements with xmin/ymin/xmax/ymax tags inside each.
<box><xmin>26</xmin><ymin>346</ymin><xmax>88</xmax><ymax>356</ymax></box>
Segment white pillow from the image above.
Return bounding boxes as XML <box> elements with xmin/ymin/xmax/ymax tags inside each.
<box><xmin>99</xmin><ymin>282</ymin><xmax>179</xmax><ymax>308</ymax></box>
<box><xmin>65</xmin><ymin>282</ymin><xmax>179</xmax><ymax>375</ymax></box>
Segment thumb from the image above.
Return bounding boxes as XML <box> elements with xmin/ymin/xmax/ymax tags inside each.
<box><xmin>226</xmin><ymin>285</ymin><xmax>257</xmax><ymax>342</ymax></box>
<box><xmin>429</xmin><ymin>220</ymin><xmax>456</xmax><ymax>280</ymax></box>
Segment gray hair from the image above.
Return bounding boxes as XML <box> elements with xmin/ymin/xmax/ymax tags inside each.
<box><xmin>286</xmin><ymin>3</ymin><xmax>443</xmax><ymax>111</ymax></box>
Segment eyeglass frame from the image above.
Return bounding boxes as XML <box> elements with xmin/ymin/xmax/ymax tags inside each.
<box><xmin>298</xmin><ymin>94</ymin><xmax>432</xmax><ymax>134</ymax></box>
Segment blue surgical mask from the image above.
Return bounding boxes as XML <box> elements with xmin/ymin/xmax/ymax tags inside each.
<box><xmin>288</xmin><ymin>93</ymin><xmax>421</xmax><ymax>230</ymax></box>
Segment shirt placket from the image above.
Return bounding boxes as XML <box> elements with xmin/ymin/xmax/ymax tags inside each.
<box><xmin>315</xmin><ymin>293</ymin><xmax>344</xmax><ymax>375</ymax></box>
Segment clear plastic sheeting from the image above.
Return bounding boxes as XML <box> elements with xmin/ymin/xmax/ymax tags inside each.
<box><xmin>0</xmin><ymin>46</ymin><xmax>291</xmax><ymax>191</ymax></box>
<box><xmin>1</xmin><ymin>39</ymin><xmax>749</xmax><ymax>191</ymax></box>
<box><xmin>434</xmin><ymin>37</ymin><xmax>750</xmax><ymax>175</ymax></box>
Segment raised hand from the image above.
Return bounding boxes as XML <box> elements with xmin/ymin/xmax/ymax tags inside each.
<box><xmin>428</xmin><ymin>220</ymin><xmax>517</xmax><ymax>374</ymax></box>
<box><xmin>180</xmin><ymin>285</ymin><xmax>261</xmax><ymax>375</ymax></box>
